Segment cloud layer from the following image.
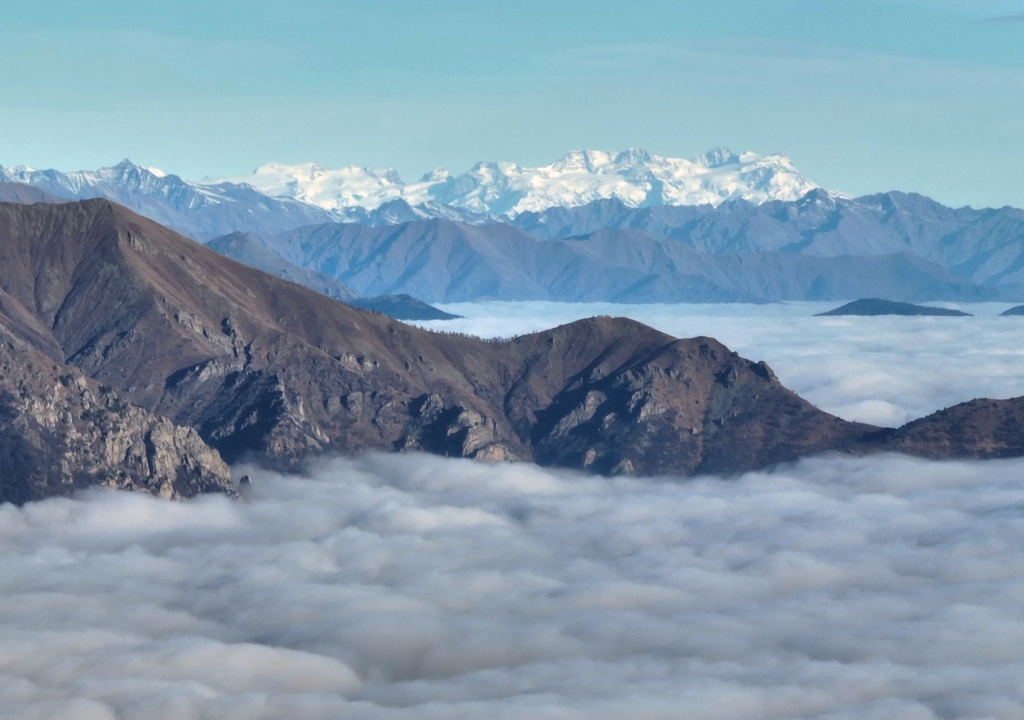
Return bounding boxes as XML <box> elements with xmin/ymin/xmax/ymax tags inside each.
<box><xmin>419</xmin><ymin>301</ymin><xmax>1024</xmax><ymax>426</ymax></box>
<box><xmin>6</xmin><ymin>300</ymin><xmax>1024</xmax><ymax>718</ymax></box>
<box><xmin>4</xmin><ymin>451</ymin><xmax>1024</xmax><ymax>718</ymax></box>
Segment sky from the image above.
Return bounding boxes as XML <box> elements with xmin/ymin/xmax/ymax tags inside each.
<box><xmin>1</xmin><ymin>0</ymin><xmax>1023</xmax><ymax>207</ymax></box>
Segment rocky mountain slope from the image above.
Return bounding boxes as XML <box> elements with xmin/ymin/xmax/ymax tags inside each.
<box><xmin>0</xmin><ymin>324</ymin><xmax>232</xmax><ymax>505</ymax></box>
<box><xmin>255</xmin><ymin>219</ymin><xmax>991</xmax><ymax>303</ymax></box>
<box><xmin>880</xmin><ymin>398</ymin><xmax>1024</xmax><ymax>459</ymax></box>
<box><xmin>0</xmin><ymin>199</ymin><xmax>884</xmax><ymax>486</ymax></box>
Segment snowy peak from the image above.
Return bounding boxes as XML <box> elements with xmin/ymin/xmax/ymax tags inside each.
<box><xmin>420</xmin><ymin>168</ymin><xmax>451</xmax><ymax>183</ymax></box>
<box><xmin>548</xmin><ymin>148</ymin><xmax>655</xmax><ymax>174</ymax></box>
<box><xmin>433</xmin><ymin>147</ymin><xmax>819</xmax><ymax>215</ymax></box>
<box><xmin>215</xmin><ymin>162</ymin><xmax>414</xmax><ymax>211</ymax></box>
<box><xmin>205</xmin><ymin>148</ymin><xmax>820</xmax><ymax>217</ymax></box>
<box><xmin>2</xmin><ymin>148</ymin><xmax>823</xmax><ymax>229</ymax></box>
<box><xmin>551</xmin><ymin>150</ymin><xmax>610</xmax><ymax>173</ymax></box>
<box><xmin>0</xmin><ymin>159</ymin><xmax>322</xmax><ymax>216</ymax></box>
<box><xmin>1</xmin><ymin>159</ymin><xmax>185</xmax><ymax>199</ymax></box>
<box><xmin>253</xmin><ymin>161</ymin><xmax>330</xmax><ymax>182</ymax></box>
<box><xmin>694</xmin><ymin>147</ymin><xmax>741</xmax><ymax>168</ymax></box>
<box><xmin>612</xmin><ymin>147</ymin><xmax>654</xmax><ymax>167</ymax></box>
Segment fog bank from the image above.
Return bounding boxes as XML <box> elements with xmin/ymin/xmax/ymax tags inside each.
<box><xmin>4</xmin><ymin>452</ymin><xmax>1024</xmax><ymax>718</ymax></box>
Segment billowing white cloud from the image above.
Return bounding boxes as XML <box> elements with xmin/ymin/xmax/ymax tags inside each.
<box><xmin>417</xmin><ymin>301</ymin><xmax>1024</xmax><ymax>426</ymax></box>
<box><xmin>6</xmin><ymin>300</ymin><xmax>1024</xmax><ymax>717</ymax></box>
<box><xmin>4</xmin><ymin>452</ymin><xmax>1024</xmax><ymax>718</ymax></box>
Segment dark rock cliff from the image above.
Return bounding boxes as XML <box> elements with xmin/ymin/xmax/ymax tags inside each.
<box><xmin>0</xmin><ymin>328</ymin><xmax>232</xmax><ymax>504</ymax></box>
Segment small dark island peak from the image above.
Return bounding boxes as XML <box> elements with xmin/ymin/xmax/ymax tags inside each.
<box><xmin>817</xmin><ymin>298</ymin><xmax>971</xmax><ymax>317</ymax></box>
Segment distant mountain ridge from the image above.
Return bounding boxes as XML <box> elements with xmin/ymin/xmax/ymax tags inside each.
<box><xmin>206</xmin><ymin>232</ymin><xmax>356</xmax><ymax>301</ymax></box>
<box><xmin>508</xmin><ymin>192</ymin><xmax>1024</xmax><ymax>290</ymax></box>
<box><xmin>3</xmin><ymin>154</ymin><xmax>1024</xmax><ymax>303</ymax></box>
<box><xmin>204</xmin><ymin>232</ymin><xmax>459</xmax><ymax>320</ymax></box>
<box><xmin>247</xmin><ymin>219</ymin><xmax>992</xmax><ymax>303</ymax></box>
<box><xmin>0</xmin><ymin>160</ymin><xmax>335</xmax><ymax>241</ymax></box>
<box><xmin>0</xmin><ymin>148</ymin><xmax>817</xmax><ymax>241</ymax></box>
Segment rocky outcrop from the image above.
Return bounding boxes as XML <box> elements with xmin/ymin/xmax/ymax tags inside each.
<box><xmin>520</xmin><ymin>333</ymin><xmax>872</xmax><ymax>475</ymax></box>
<box><xmin>0</xmin><ymin>329</ymin><xmax>233</xmax><ymax>504</ymax></box>
<box><xmin>398</xmin><ymin>393</ymin><xmax>516</xmax><ymax>461</ymax></box>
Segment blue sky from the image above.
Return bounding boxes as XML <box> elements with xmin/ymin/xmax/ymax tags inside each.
<box><xmin>2</xmin><ymin>0</ymin><xmax>1023</xmax><ymax>207</ymax></box>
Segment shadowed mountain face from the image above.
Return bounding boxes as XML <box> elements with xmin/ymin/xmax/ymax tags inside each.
<box><xmin>0</xmin><ymin>200</ymin><xmax>889</xmax><ymax>488</ymax></box>
<box><xmin>817</xmin><ymin>299</ymin><xmax>972</xmax><ymax>316</ymax></box>
<box><xmin>347</xmin><ymin>294</ymin><xmax>461</xmax><ymax>320</ymax></box>
<box><xmin>205</xmin><ymin>232</ymin><xmax>456</xmax><ymax>319</ymax></box>
<box><xmin>259</xmin><ymin>219</ymin><xmax>990</xmax><ymax>303</ymax></box>
<box><xmin>512</xmin><ymin>193</ymin><xmax>1024</xmax><ymax>290</ymax></box>
<box><xmin>206</xmin><ymin>231</ymin><xmax>357</xmax><ymax>301</ymax></box>
<box><xmin>0</xmin><ymin>183</ymin><xmax>64</xmax><ymax>204</ymax></box>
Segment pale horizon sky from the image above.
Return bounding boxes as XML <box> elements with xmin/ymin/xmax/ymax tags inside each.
<box><xmin>2</xmin><ymin>0</ymin><xmax>1024</xmax><ymax>208</ymax></box>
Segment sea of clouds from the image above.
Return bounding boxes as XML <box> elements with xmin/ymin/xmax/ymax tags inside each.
<box><xmin>6</xmin><ymin>302</ymin><xmax>1024</xmax><ymax>719</ymax></box>
<box><xmin>421</xmin><ymin>301</ymin><xmax>1024</xmax><ymax>427</ymax></box>
<box><xmin>5</xmin><ymin>453</ymin><xmax>1024</xmax><ymax>719</ymax></box>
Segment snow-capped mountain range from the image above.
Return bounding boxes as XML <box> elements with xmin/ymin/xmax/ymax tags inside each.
<box><xmin>5</xmin><ymin>151</ymin><xmax>1024</xmax><ymax>305</ymax></box>
<box><xmin>0</xmin><ymin>159</ymin><xmax>336</xmax><ymax>240</ymax></box>
<box><xmin>207</xmin><ymin>147</ymin><xmax>819</xmax><ymax>216</ymax></box>
<box><xmin>0</xmin><ymin>148</ymin><xmax>820</xmax><ymax>238</ymax></box>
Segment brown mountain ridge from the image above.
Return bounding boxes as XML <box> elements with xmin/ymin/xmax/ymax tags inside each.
<box><xmin>0</xmin><ymin>199</ymin><xmax>1017</xmax><ymax>503</ymax></box>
